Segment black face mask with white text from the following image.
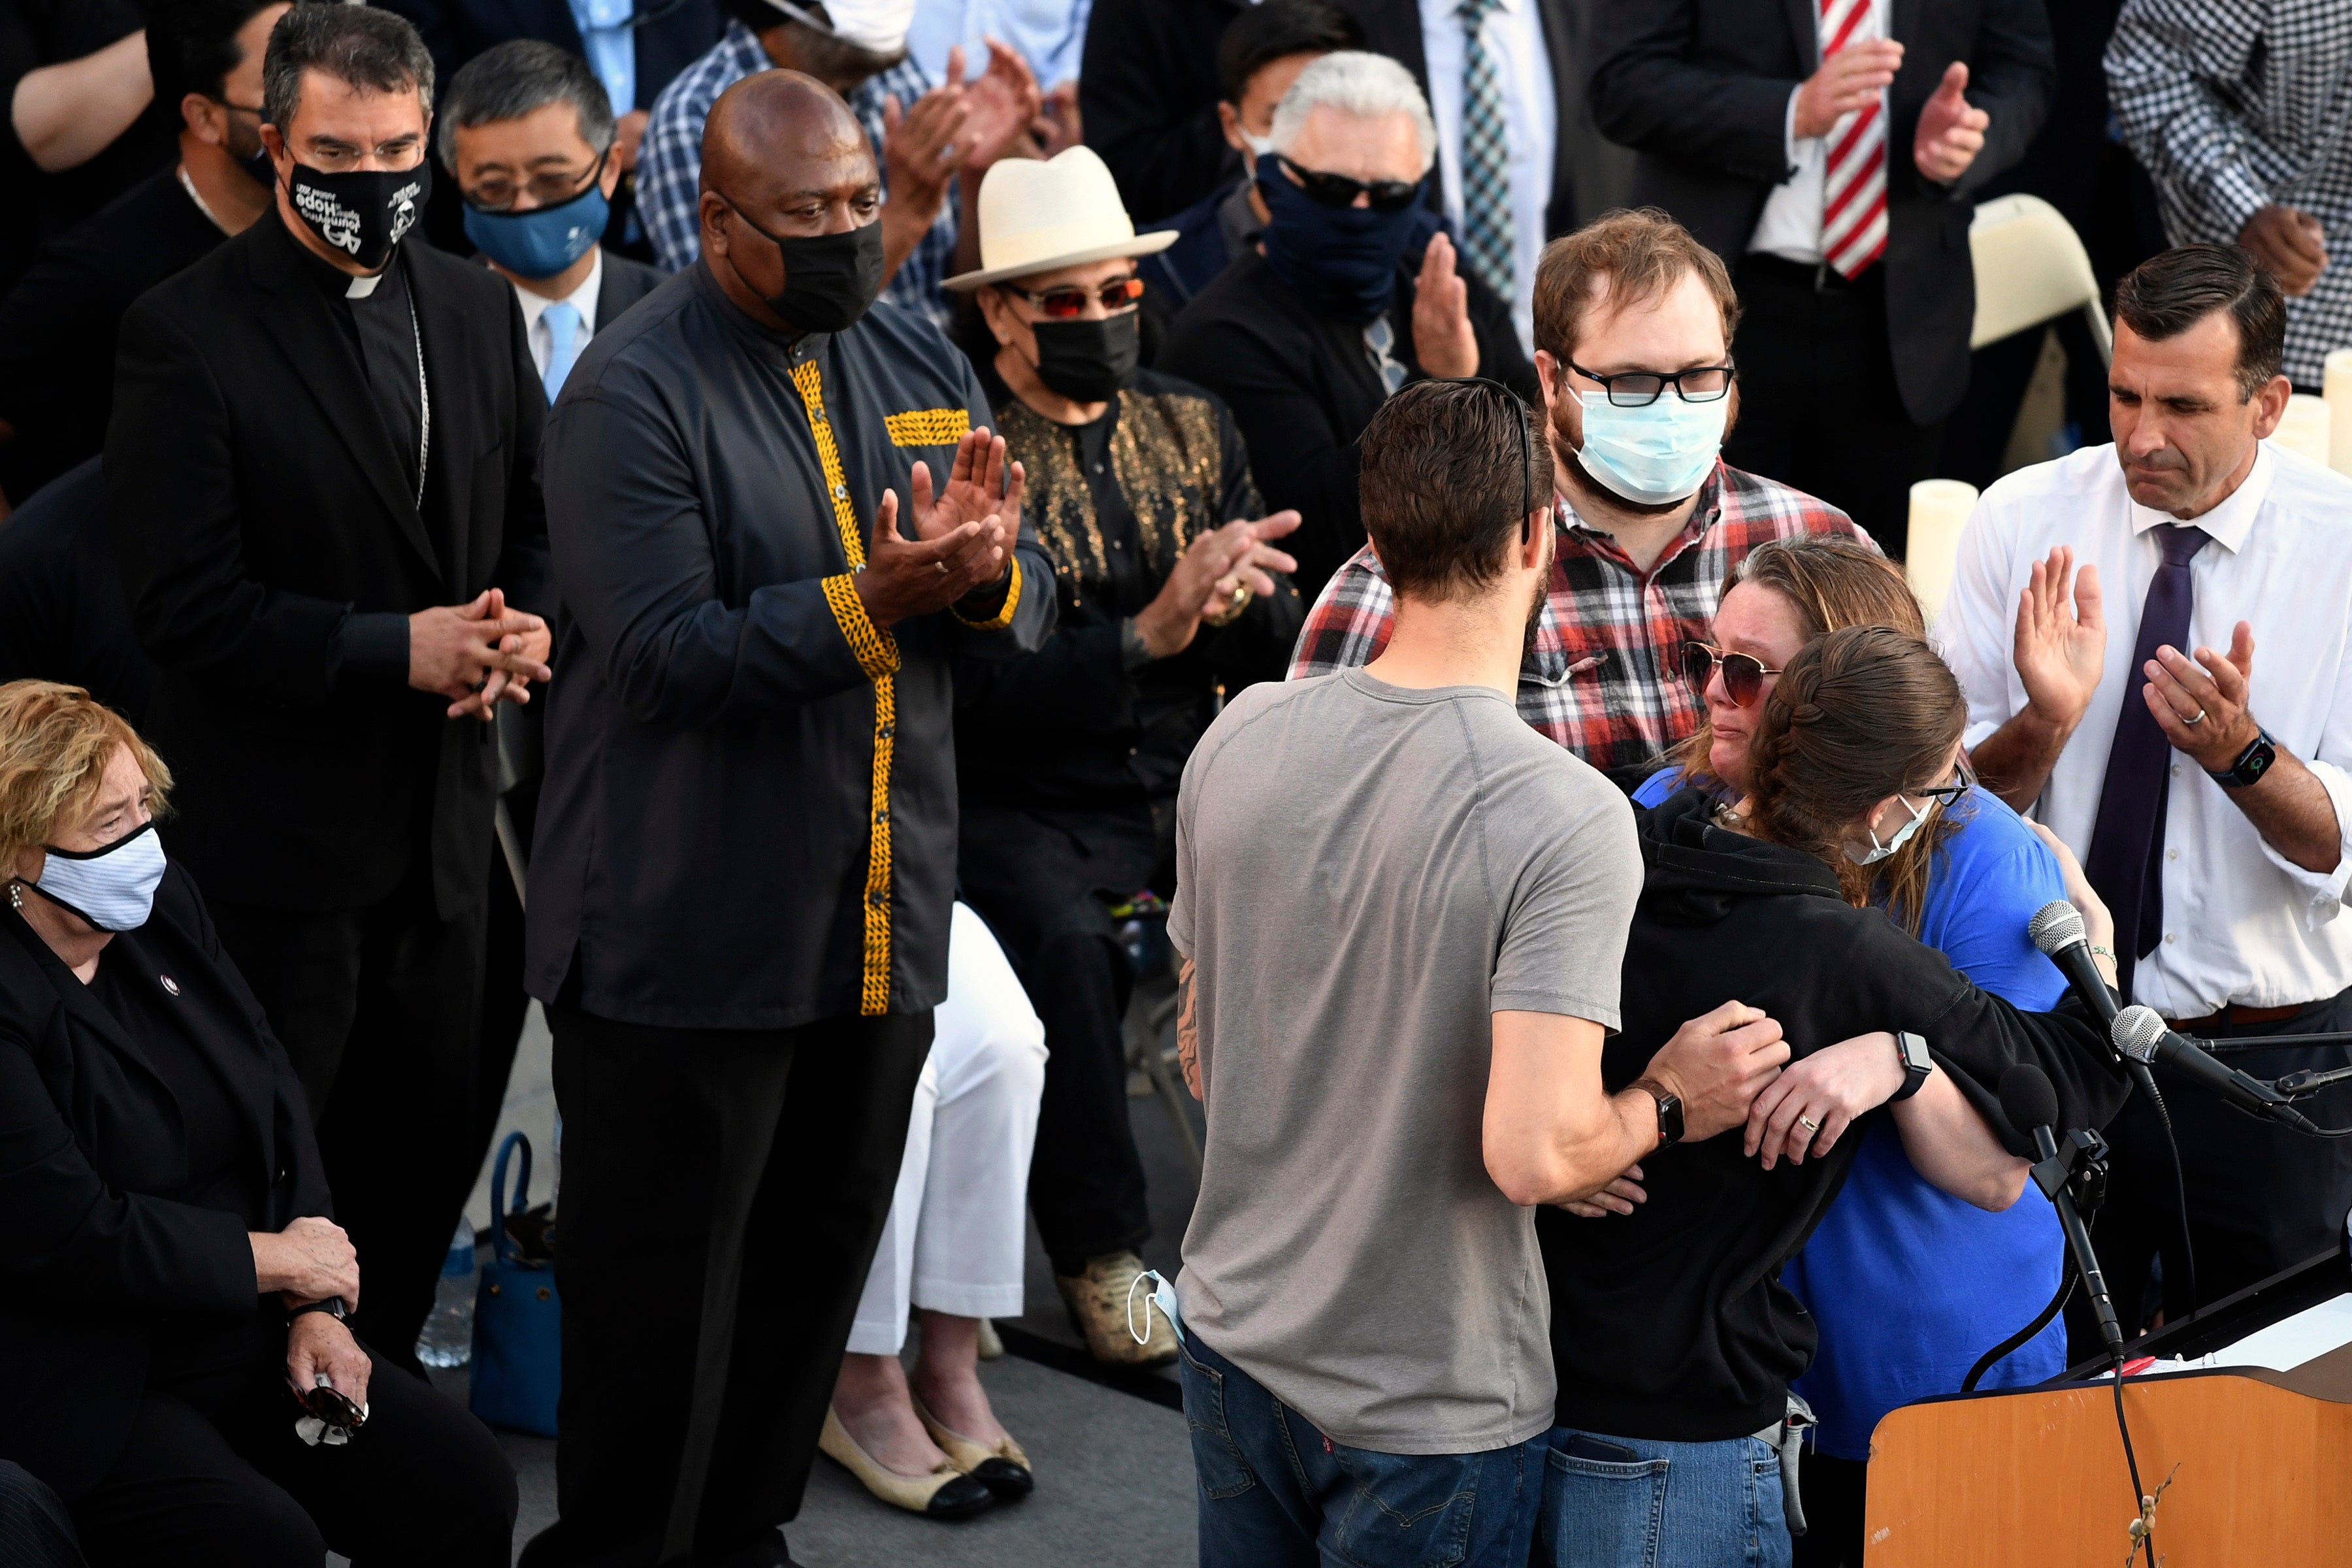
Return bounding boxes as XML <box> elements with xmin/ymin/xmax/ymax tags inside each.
<box><xmin>286</xmin><ymin>157</ymin><xmax>430</xmax><ymax>271</ymax></box>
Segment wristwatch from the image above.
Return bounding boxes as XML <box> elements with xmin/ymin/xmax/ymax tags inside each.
<box><xmin>1633</xmin><ymin>1077</ymin><xmax>1684</xmax><ymax>1148</ymax></box>
<box><xmin>2206</xmin><ymin>728</ymin><xmax>2278</xmax><ymax>790</ymax></box>
<box><xmin>289</xmin><ymin>1296</ymin><xmax>347</xmax><ymax>1322</ymax></box>
<box><xmin>1889</xmin><ymin>1031</ymin><xmax>1935</xmax><ymax>1102</ymax></box>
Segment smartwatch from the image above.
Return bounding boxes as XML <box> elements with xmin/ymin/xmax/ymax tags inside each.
<box><xmin>2206</xmin><ymin>729</ymin><xmax>2278</xmax><ymax>790</ymax></box>
<box><xmin>1633</xmin><ymin>1077</ymin><xmax>1684</xmax><ymax>1148</ymax></box>
<box><xmin>289</xmin><ymin>1296</ymin><xmax>347</xmax><ymax>1322</ymax></box>
<box><xmin>1889</xmin><ymin>1031</ymin><xmax>1934</xmax><ymax>1102</ymax></box>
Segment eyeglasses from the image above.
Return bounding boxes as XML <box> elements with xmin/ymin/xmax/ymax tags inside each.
<box><xmin>1912</xmin><ymin>754</ymin><xmax>1978</xmax><ymax>806</ymax></box>
<box><xmin>1567</xmin><ymin>361</ymin><xmax>1736</xmax><ymax>408</ymax></box>
<box><xmin>1682</xmin><ymin>642</ymin><xmax>1782</xmax><ymax>706</ymax></box>
<box><xmin>466</xmin><ymin>146</ymin><xmax>608</xmax><ymax>214</ymax></box>
<box><xmin>1001</xmin><ymin>275</ymin><xmax>1143</xmax><ymax>319</ymax></box>
<box><xmin>1273</xmin><ymin>155</ymin><xmax>1422</xmax><ymax>213</ymax></box>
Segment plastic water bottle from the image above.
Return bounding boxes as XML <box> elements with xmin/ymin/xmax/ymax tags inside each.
<box><xmin>415</xmin><ymin>1218</ymin><xmax>477</xmax><ymax>1368</ymax></box>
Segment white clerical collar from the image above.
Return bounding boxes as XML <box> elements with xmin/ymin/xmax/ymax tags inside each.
<box><xmin>2126</xmin><ymin>440</ymin><xmax>2272</xmax><ymax>555</ymax></box>
<box><xmin>346</xmin><ymin>271</ymin><xmax>384</xmax><ymax>299</ymax></box>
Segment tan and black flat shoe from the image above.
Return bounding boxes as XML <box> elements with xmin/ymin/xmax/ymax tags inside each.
<box><xmin>818</xmin><ymin>1407</ymin><xmax>994</xmax><ymax>1521</ymax></box>
<box><xmin>912</xmin><ymin>1394</ymin><xmax>1034</xmax><ymax>1501</ymax></box>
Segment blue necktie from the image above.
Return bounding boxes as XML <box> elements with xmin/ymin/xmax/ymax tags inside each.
<box><xmin>542</xmin><ymin>301</ymin><xmax>583</xmax><ymax>404</ymax></box>
<box><xmin>2082</xmin><ymin>523</ymin><xmax>2210</xmax><ymax>1003</ymax></box>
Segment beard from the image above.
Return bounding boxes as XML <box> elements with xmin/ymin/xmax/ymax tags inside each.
<box><xmin>1546</xmin><ymin>382</ymin><xmax>1742</xmax><ymax>517</ymax></box>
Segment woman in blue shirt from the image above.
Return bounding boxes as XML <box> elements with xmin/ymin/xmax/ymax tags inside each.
<box><xmin>1610</xmin><ymin>535</ymin><xmax>2095</xmax><ymax>1567</ymax></box>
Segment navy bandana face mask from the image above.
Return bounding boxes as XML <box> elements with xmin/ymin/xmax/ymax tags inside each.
<box><xmin>1256</xmin><ymin>165</ymin><xmax>1425</xmax><ymax>324</ymax></box>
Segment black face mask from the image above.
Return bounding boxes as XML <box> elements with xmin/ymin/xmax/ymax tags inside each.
<box><xmin>240</xmin><ymin>144</ymin><xmax>277</xmax><ymax>189</ymax></box>
<box><xmin>721</xmin><ymin>197</ymin><xmax>886</xmax><ymax>335</ymax></box>
<box><xmin>1030</xmin><ymin>312</ymin><xmax>1140</xmax><ymax>402</ymax></box>
<box><xmin>286</xmin><ymin>157</ymin><xmax>430</xmax><ymax>271</ymax></box>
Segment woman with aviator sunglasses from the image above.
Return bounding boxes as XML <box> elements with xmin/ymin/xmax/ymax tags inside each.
<box><xmin>1601</xmin><ymin>535</ymin><xmax>2121</xmax><ymax>1567</ymax></box>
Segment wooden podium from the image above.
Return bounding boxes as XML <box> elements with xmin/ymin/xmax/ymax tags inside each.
<box><xmin>1865</xmin><ymin>1244</ymin><xmax>2352</xmax><ymax>1563</ymax></box>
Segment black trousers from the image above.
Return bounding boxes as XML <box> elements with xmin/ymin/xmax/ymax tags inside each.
<box><xmin>1790</xmin><ymin>1449</ymin><xmax>1867</xmax><ymax>1568</ymax></box>
<box><xmin>69</xmin><ymin>1353</ymin><xmax>514</xmax><ymax>1568</ymax></box>
<box><xmin>0</xmin><ymin>1461</ymin><xmax>82</xmax><ymax>1568</ymax></box>
<box><xmin>210</xmin><ymin>857</ymin><xmax>489</xmax><ymax>1372</ymax></box>
<box><xmin>519</xmin><ymin>1004</ymin><xmax>932</xmax><ymax>1568</ymax></box>
<box><xmin>2071</xmin><ymin>985</ymin><xmax>2352</xmax><ymax>1360</ymax></box>
<box><xmin>1722</xmin><ymin>256</ymin><xmax>1946</xmax><ymax>557</ymax></box>
<box><xmin>960</xmin><ymin>802</ymin><xmax>1156</xmax><ymax>1275</ymax></box>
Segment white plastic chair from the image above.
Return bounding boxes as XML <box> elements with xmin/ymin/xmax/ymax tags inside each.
<box><xmin>1968</xmin><ymin>193</ymin><xmax>2113</xmax><ymax>364</ymax></box>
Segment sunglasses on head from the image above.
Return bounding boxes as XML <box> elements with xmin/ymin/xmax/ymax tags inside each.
<box><xmin>1002</xmin><ymin>275</ymin><xmax>1143</xmax><ymax>319</ymax></box>
<box><xmin>1682</xmin><ymin>642</ymin><xmax>1783</xmax><ymax>706</ymax></box>
<box><xmin>1273</xmin><ymin>155</ymin><xmax>1422</xmax><ymax>212</ymax></box>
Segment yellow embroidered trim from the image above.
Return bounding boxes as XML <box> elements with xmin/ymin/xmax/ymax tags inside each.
<box><xmin>823</xmin><ymin>574</ymin><xmax>900</xmax><ymax>679</ymax></box>
<box><xmin>884</xmin><ymin>407</ymin><xmax>973</xmax><ymax>447</ymax></box>
<box><xmin>949</xmin><ymin>555</ymin><xmax>1022</xmax><ymax>631</ymax></box>
<box><xmin>790</xmin><ymin>359</ymin><xmax>896</xmax><ymax>1016</ymax></box>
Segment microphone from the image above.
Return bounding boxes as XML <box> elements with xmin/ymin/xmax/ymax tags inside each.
<box><xmin>2029</xmin><ymin>901</ymin><xmax>2174</xmax><ymax>1130</ymax></box>
<box><xmin>2029</xmin><ymin>901</ymin><xmax>2117</xmax><ymax>1026</ymax></box>
<box><xmin>2110</xmin><ymin>1005</ymin><xmax>2319</xmax><ymax>1132</ymax></box>
<box><xmin>2000</xmin><ymin>1063</ymin><xmax>2123</xmax><ymax>1357</ymax></box>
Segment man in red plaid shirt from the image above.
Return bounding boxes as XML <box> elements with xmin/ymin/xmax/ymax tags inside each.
<box><xmin>1289</xmin><ymin>210</ymin><xmax>1869</xmax><ymax>775</ymax></box>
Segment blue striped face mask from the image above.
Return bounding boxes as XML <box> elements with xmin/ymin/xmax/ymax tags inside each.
<box><xmin>25</xmin><ymin>820</ymin><xmax>167</xmax><ymax>932</ymax></box>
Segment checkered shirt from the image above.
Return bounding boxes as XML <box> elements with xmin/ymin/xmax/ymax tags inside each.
<box><xmin>1287</xmin><ymin>463</ymin><xmax>1868</xmax><ymax>772</ymax></box>
<box><xmin>2108</xmin><ymin>0</ymin><xmax>2352</xmax><ymax>386</ymax></box>
<box><xmin>637</xmin><ymin>22</ymin><xmax>958</xmax><ymax>329</ymax></box>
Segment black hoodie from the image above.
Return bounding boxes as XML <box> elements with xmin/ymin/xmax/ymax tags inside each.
<box><xmin>1538</xmin><ymin>789</ymin><xmax>2129</xmax><ymax>1442</ymax></box>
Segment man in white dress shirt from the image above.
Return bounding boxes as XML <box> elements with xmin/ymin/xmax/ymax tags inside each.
<box><xmin>1944</xmin><ymin>244</ymin><xmax>2352</xmax><ymax>1328</ymax></box>
<box><xmin>440</xmin><ymin>39</ymin><xmax>666</xmax><ymax>406</ymax></box>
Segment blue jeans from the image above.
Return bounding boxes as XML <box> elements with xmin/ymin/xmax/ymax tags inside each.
<box><xmin>1535</xmin><ymin>1426</ymin><xmax>1789</xmax><ymax>1568</ymax></box>
<box><xmin>1178</xmin><ymin>1333</ymin><xmax>1546</xmax><ymax>1568</ymax></box>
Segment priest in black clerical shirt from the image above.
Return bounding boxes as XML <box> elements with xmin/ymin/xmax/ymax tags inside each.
<box><xmin>105</xmin><ymin>5</ymin><xmax>551</xmax><ymax>1371</ymax></box>
<box><xmin>520</xmin><ymin>68</ymin><xmax>1053</xmax><ymax>1568</ymax></box>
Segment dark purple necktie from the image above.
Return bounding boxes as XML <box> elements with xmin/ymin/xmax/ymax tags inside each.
<box><xmin>2082</xmin><ymin>524</ymin><xmax>2209</xmax><ymax>1004</ymax></box>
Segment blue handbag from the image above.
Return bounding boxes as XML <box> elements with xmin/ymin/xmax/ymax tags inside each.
<box><xmin>470</xmin><ymin>1131</ymin><xmax>562</xmax><ymax>1437</ymax></box>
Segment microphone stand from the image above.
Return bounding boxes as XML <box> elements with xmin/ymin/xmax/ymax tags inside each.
<box><xmin>2031</xmin><ymin>1122</ymin><xmax>2124</xmax><ymax>1358</ymax></box>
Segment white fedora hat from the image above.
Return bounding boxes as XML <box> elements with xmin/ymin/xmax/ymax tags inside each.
<box><xmin>942</xmin><ymin>146</ymin><xmax>1177</xmax><ymax>291</ymax></box>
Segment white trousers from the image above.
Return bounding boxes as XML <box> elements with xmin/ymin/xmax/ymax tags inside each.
<box><xmin>846</xmin><ymin>902</ymin><xmax>1049</xmax><ymax>1355</ymax></box>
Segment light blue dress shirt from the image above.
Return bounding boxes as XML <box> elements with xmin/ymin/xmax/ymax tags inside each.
<box><xmin>570</xmin><ymin>0</ymin><xmax>637</xmax><ymax>114</ymax></box>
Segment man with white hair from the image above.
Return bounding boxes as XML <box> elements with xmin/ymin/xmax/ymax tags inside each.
<box><xmin>1160</xmin><ymin>49</ymin><xmax>1536</xmax><ymax>601</ymax></box>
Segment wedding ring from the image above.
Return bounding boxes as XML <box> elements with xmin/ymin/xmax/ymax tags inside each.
<box><xmin>2185</xmin><ymin>708</ymin><xmax>2207</xmax><ymax>726</ymax></box>
<box><xmin>1798</xmin><ymin>1115</ymin><xmax>1820</xmax><ymax>1133</ymax></box>
<box><xmin>936</xmin><ymin>560</ymin><xmax>951</xmax><ymax>575</ymax></box>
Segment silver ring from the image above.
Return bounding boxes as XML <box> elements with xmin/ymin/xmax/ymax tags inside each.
<box><xmin>936</xmin><ymin>560</ymin><xmax>951</xmax><ymax>575</ymax></box>
<box><xmin>1797</xmin><ymin>1115</ymin><xmax>1820</xmax><ymax>1133</ymax></box>
<box><xmin>2185</xmin><ymin>708</ymin><xmax>2207</xmax><ymax>726</ymax></box>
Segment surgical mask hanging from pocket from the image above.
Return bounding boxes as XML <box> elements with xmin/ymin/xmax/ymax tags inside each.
<box><xmin>1128</xmin><ymin>1268</ymin><xmax>1184</xmax><ymax>1346</ymax></box>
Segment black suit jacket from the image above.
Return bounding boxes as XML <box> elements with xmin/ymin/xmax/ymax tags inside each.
<box><xmin>1591</xmin><ymin>0</ymin><xmax>2053</xmax><ymax>425</ymax></box>
<box><xmin>384</xmin><ymin>0</ymin><xmax>724</xmax><ymax>112</ymax></box>
<box><xmin>0</xmin><ymin>166</ymin><xmax>224</xmax><ymax>506</ymax></box>
<box><xmin>1158</xmin><ymin>246</ymin><xmax>1539</xmax><ymax>602</ymax></box>
<box><xmin>106</xmin><ymin>216</ymin><xmax>551</xmax><ymax>919</ymax></box>
<box><xmin>1338</xmin><ymin>0</ymin><xmax>1636</xmax><ymax>237</ymax></box>
<box><xmin>0</xmin><ymin>864</ymin><xmax>332</xmax><ymax>1500</ymax></box>
<box><xmin>593</xmin><ymin>246</ymin><xmax>662</xmax><ymax>329</ymax></box>
<box><xmin>0</xmin><ymin>456</ymin><xmax>154</xmax><ymax>723</ymax></box>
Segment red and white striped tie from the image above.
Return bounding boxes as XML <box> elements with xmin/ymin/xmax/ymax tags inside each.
<box><xmin>1818</xmin><ymin>0</ymin><xmax>1887</xmax><ymax>279</ymax></box>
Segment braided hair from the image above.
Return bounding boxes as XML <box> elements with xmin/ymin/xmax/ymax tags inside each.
<box><xmin>1744</xmin><ymin>627</ymin><xmax>1966</xmax><ymax>914</ymax></box>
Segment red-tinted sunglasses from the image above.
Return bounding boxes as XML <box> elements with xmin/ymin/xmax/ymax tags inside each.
<box><xmin>1682</xmin><ymin>642</ymin><xmax>1783</xmax><ymax>707</ymax></box>
<box><xmin>1002</xmin><ymin>276</ymin><xmax>1143</xmax><ymax>319</ymax></box>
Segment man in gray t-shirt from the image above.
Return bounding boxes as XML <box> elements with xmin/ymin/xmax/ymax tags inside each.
<box><xmin>1166</xmin><ymin>380</ymin><xmax>1789</xmax><ymax>1568</ymax></box>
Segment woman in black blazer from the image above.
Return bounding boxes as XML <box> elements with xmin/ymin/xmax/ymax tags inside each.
<box><xmin>0</xmin><ymin>681</ymin><xmax>515</xmax><ymax>1566</ymax></box>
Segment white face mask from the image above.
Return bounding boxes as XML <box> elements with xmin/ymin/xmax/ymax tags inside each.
<box><xmin>1844</xmin><ymin>794</ymin><xmax>1933</xmax><ymax>866</ymax></box>
<box><xmin>25</xmin><ymin>820</ymin><xmax>167</xmax><ymax>932</ymax></box>
<box><xmin>1239</xmin><ymin>129</ymin><xmax>1274</xmax><ymax>161</ymax></box>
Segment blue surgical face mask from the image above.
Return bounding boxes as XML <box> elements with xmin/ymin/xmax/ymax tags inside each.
<box><xmin>1574</xmin><ymin>391</ymin><xmax>1727</xmax><ymax>506</ymax></box>
<box><xmin>25</xmin><ymin>820</ymin><xmax>167</xmax><ymax>932</ymax></box>
<box><xmin>1844</xmin><ymin>794</ymin><xmax>1934</xmax><ymax>866</ymax></box>
<box><xmin>464</xmin><ymin>175</ymin><xmax>609</xmax><ymax>282</ymax></box>
<box><xmin>1256</xmin><ymin>166</ymin><xmax>1424</xmax><ymax>323</ymax></box>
